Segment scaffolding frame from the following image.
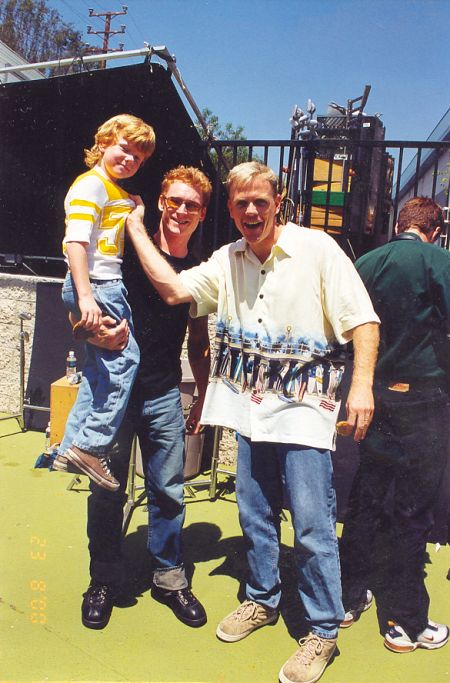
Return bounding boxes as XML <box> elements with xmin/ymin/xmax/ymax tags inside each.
<box><xmin>0</xmin><ymin>44</ymin><xmax>212</xmax><ymax>141</ymax></box>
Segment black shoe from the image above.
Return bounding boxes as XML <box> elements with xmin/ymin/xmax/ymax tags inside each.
<box><xmin>81</xmin><ymin>583</ymin><xmax>114</xmax><ymax>630</ymax></box>
<box><xmin>151</xmin><ymin>585</ymin><xmax>207</xmax><ymax>627</ymax></box>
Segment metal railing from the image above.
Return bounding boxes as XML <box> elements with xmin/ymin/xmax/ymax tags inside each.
<box><xmin>201</xmin><ymin>138</ymin><xmax>450</xmax><ymax>257</ymax></box>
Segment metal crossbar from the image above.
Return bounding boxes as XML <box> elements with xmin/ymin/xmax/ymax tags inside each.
<box><xmin>204</xmin><ymin>138</ymin><xmax>450</xmax><ymax>256</ymax></box>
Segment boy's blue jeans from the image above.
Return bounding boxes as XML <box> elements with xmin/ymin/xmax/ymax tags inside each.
<box><xmin>236</xmin><ymin>435</ymin><xmax>344</xmax><ymax>639</ymax></box>
<box><xmin>58</xmin><ymin>273</ymin><xmax>140</xmax><ymax>456</ymax></box>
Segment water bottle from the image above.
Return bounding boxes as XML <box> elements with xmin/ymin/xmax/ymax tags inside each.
<box><xmin>66</xmin><ymin>350</ymin><xmax>77</xmax><ymax>378</ymax></box>
<box><xmin>45</xmin><ymin>421</ymin><xmax>51</xmax><ymax>450</ymax></box>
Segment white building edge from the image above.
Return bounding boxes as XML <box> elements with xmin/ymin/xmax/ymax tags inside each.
<box><xmin>398</xmin><ymin>107</ymin><xmax>450</xmax><ymax>215</ymax></box>
<box><xmin>0</xmin><ymin>39</ymin><xmax>45</xmax><ymax>82</ymax></box>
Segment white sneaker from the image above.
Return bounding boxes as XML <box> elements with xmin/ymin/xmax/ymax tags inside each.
<box><xmin>384</xmin><ymin>619</ymin><xmax>449</xmax><ymax>653</ymax></box>
<box><xmin>340</xmin><ymin>590</ymin><xmax>373</xmax><ymax>628</ymax></box>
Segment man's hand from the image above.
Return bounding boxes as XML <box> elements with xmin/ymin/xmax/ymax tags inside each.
<box><xmin>88</xmin><ymin>316</ymin><xmax>129</xmax><ymax>351</ymax></box>
<box><xmin>126</xmin><ymin>195</ymin><xmax>146</xmax><ymax>233</ymax></box>
<box><xmin>345</xmin><ymin>380</ymin><xmax>374</xmax><ymax>442</ymax></box>
<box><xmin>185</xmin><ymin>401</ymin><xmax>204</xmax><ymax>435</ymax></box>
<box><xmin>125</xmin><ymin>197</ymin><xmax>193</xmax><ymax>306</ymax></box>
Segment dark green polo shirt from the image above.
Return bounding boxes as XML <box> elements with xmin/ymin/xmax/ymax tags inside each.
<box><xmin>355</xmin><ymin>237</ymin><xmax>450</xmax><ymax>387</ymax></box>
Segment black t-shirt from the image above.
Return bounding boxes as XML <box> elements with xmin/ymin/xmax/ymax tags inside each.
<box><xmin>123</xmin><ymin>242</ymin><xmax>197</xmax><ymax>399</ymax></box>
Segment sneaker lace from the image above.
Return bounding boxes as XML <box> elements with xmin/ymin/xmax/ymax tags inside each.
<box><xmin>87</xmin><ymin>585</ymin><xmax>109</xmax><ymax>605</ymax></box>
<box><xmin>176</xmin><ymin>589</ymin><xmax>196</xmax><ymax>606</ymax></box>
<box><xmin>99</xmin><ymin>457</ymin><xmax>113</xmax><ymax>476</ymax></box>
<box><xmin>295</xmin><ymin>635</ymin><xmax>324</xmax><ymax>665</ymax></box>
<box><xmin>232</xmin><ymin>600</ymin><xmax>258</xmax><ymax>622</ymax></box>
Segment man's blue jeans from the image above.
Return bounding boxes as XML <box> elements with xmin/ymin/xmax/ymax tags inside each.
<box><xmin>59</xmin><ymin>273</ymin><xmax>139</xmax><ymax>456</ymax></box>
<box><xmin>87</xmin><ymin>387</ymin><xmax>188</xmax><ymax>590</ymax></box>
<box><xmin>236</xmin><ymin>436</ymin><xmax>344</xmax><ymax>639</ymax></box>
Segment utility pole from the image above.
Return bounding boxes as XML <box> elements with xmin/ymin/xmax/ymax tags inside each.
<box><xmin>87</xmin><ymin>5</ymin><xmax>128</xmax><ymax>69</ymax></box>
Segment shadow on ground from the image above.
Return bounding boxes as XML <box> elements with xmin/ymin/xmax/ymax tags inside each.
<box><xmin>120</xmin><ymin>518</ymin><xmax>312</xmax><ymax>640</ymax></box>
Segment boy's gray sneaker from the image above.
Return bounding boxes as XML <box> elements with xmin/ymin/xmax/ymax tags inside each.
<box><xmin>340</xmin><ymin>589</ymin><xmax>373</xmax><ymax>628</ymax></box>
<box><xmin>279</xmin><ymin>633</ymin><xmax>337</xmax><ymax>683</ymax></box>
<box><xmin>216</xmin><ymin>600</ymin><xmax>278</xmax><ymax>642</ymax></box>
<box><xmin>64</xmin><ymin>445</ymin><xmax>119</xmax><ymax>491</ymax></box>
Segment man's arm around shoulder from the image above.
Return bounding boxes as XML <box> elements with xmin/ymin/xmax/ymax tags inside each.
<box><xmin>126</xmin><ymin>198</ymin><xmax>193</xmax><ymax>305</ymax></box>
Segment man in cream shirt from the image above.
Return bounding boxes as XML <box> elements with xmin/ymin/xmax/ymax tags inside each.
<box><xmin>126</xmin><ymin>161</ymin><xmax>380</xmax><ymax>683</ymax></box>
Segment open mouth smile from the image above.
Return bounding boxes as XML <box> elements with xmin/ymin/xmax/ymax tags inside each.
<box><xmin>244</xmin><ymin>221</ymin><xmax>263</xmax><ymax>230</ymax></box>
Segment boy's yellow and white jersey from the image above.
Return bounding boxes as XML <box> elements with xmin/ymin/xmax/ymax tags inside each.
<box><xmin>63</xmin><ymin>166</ymin><xmax>135</xmax><ymax>279</ymax></box>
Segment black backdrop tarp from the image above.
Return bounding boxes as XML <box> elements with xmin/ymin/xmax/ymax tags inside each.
<box><xmin>24</xmin><ymin>281</ymin><xmax>87</xmax><ymax>431</ymax></box>
<box><xmin>0</xmin><ymin>61</ymin><xmax>221</xmax><ymax>272</ymax></box>
<box><xmin>0</xmin><ymin>60</ymin><xmax>222</xmax><ymax>426</ymax></box>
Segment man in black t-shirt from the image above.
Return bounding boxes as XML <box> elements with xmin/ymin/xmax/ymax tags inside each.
<box><xmin>339</xmin><ymin>196</ymin><xmax>450</xmax><ymax>654</ymax></box>
<box><xmin>80</xmin><ymin>166</ymin><xmax>212</xmax><ymax>630</ymax></box>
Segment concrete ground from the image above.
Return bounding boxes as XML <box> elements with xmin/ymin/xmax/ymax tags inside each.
<box><xmin>1</xmin><ymin>416</ymin><xmax>449</xmax><ymax>683</ymax></box>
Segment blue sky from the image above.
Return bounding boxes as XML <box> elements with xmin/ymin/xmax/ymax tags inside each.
<box><xmin>50</xmin><ymin>0</ymin><xmax>449</xmax><ymax>142</ymax></box>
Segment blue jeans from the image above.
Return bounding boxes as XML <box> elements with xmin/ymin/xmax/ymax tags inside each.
<box><xmin>236</xmin><ymin>436</ymin><xmax>344</xmax><ymax>639</ymax></box>
<box><xmin>87</xmin><ymin>387</ymin><xmax>188</xmax><ymax>590</ymax></box>
<box><xmin>59</xmin><ymin>273</ymin><xmax>139</xmax><ymax>456</ymax></box>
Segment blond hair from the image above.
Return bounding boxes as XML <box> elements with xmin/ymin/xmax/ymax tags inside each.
<box><xmin>84</xmin><ymin>114</ymin><xmax>156</xmax><ymax>168</ymax></box>
<box><xmin>161</xmin><ymin>165</ymin><xmax>212</xmax><ymax>207</ymax></box>
<box><xmin>226</xmin><ymin>161</ymin><xmax>279</xmax><ymax>197</ymax></box>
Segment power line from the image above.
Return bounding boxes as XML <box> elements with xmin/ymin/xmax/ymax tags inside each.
<box><xmin>56</xmin><ymin>2</ymin><xmax>146</xmax><ymax>54</ymax></box>
<box><xmin>57</xmin><ymin>0</ymin><xmax>91</xmax><ymax>25</ymax></box>
<box><xmin>126</xmin><ymin>6</ymin><xmax>149</xmax><ymax>46</ymax></box>
<box><xmin>86</xmin><ymin>4</ymin><xmax>128</xmax><ymax>68</ymax></box>
<box><xmin>83</xmin><ymin>1</ymin><xmax>150</xmax><ymax>49</ymax></box>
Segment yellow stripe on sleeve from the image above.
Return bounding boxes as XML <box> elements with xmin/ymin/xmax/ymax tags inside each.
<box><xmin>67</xmin><ymin>213</ymin><xmax>95</xmax><ymax>223</ymax></box>
<box><xmin>69</xmin><ymin>198</ymin><xmax>101</xmax><ymax>213</ymax></box>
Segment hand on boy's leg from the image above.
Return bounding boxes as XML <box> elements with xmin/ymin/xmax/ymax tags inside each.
<box><xmin>69</xmin><ymin>312</ymin><xmax>93</xmax><ymax>340</ymax></box>
<box><xmin>87</xmin><ymin>317</ymin><xmax>129</xmax><ymax>351</ymax></box>
<box><xmin>71</xmin><ymin>313</ymin><xmax>127</xmax><ymax>347</ymax></box>
<box><xmin>73</xmin><ymin>319</ymin><xmax>95</xmax><ymax>340</ymax></box>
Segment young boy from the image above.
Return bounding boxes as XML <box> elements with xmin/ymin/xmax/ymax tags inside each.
<box><xmin>54</xmin><ymin>114</ymin><xmax>155</xmax><ymax>490</ymax></box>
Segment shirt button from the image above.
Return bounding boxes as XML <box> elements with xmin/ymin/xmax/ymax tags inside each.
<box><xmin>259</xmin><ymin>294</ymin><xmax>264</xmax><ymax>299</ymax></box>
<box><xmin>261</xmin><ymin>269</ymin><xmax>266</xmax><ymax>275</ymax></box>
<box><xmin>258</xmin><ymin>318</ymin><xmax>262</xmax><ymax>323</ymax></box>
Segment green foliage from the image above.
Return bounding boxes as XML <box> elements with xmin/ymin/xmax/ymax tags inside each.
<box><xmin>0</xmin><ymin>0</ymin><xmax>86</xmax><ymax>72</ymax></box>
<box><xmin>196</xmin><ymin>107</ymin><xmax>259</xmax><ymax>177</ymax></box>
<box><xmin>433</xmin><ymin>152</ymin><xmax>450</xmax><ymax>189</ymax></box>
<box><xmin>437</xmin><ymin>161</ymin><xmax>450</xmax><ymax>188</ymax></box>
<box><xmin>196</xmin><ymin>107</ymin><xmax>246</xmax><ymax>142</ymax></box>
